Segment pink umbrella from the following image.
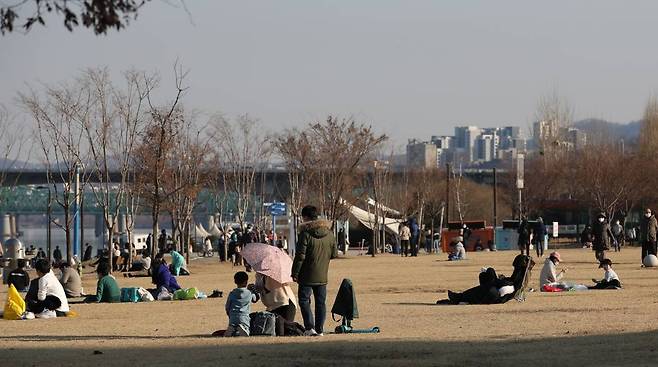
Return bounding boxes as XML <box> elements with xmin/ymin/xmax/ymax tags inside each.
<box><xmin>241</xmin><ymin>243</ymin><xmax>293</xmax><ymax>284</ymax></box>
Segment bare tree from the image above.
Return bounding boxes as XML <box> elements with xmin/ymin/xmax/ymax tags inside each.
<box><xmin>306</xmin><ymin>116</ymin><xmax>388</xmax><ymax>227</ymax></box>
<box><xmin>132</xmin><ymin>64</ymin><xmax>187</xmax><ymax>256</ymax></box>
<box><xmin>273</xmin><ymin>128</ymin><xmax>317</xmax><ymax>247</ymax></box>
<box><xmin>573</xmin><ymin>142</ymin><xmax>643</xmax><ymax>220</ymax></box>
<box><xmin>451</xmin><ymin>164</ymin><xmax>468</xmax><ymax>222</ymax></box>
<box><xmin>212</xmin><ymin>114</ymin><xmax>271</xmax><ymax>231</ymax></box>
<box><xmin>209</xmin><ymin>167</ymin><xmax>229</xmax><ymax>260</ymax></box>
<box><xmin>640</xmin><ymin>95</ymin><xmax>658</xmax><ymax>156</ymax></box>
<box><xmin>165</xmin><ymin>118</ymin><xmax>211</xmax><ymax>261</ymax></box>
<box><xmin>76</xmin><ymin>68</ymin><xmax>146</xmax><ymax>271</ymax></box>
<box><xmin>534</xmin><ymin>89</ymin><xmax>574</xmax><ymax>158</ymax></box>
<box><xmin>0</xmin><ymin>105</ymin><xmax>26</xmax><ymax>207</ymax></box>
<box><xmin>20</xmin><ymin>82</ymin><xmax>89</xmax><ymax>263</ymax></box>
<box><xmin>371</xmin><ymin>159</ymin><xmax>392</xmax><ymax>255</ymax></box>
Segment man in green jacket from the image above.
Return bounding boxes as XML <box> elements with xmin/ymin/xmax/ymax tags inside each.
<box><xmin>292</xmin><ymin>205</ymin><xmax>338</xmax><ymax>336</ymax></box>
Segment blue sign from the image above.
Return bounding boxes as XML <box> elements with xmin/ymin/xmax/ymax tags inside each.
<box><xmin>269</xmin><ymin>202</ymin><xmax>287</xmax><ymax>216</ymax></box>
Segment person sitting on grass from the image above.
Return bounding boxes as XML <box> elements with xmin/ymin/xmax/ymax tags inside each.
<box><xmin>7</xmin><ymin>258</ymin><xmax>30</xmax><ymax>292</ymax></box>
<box><xmin>85</xmin><ymin>261</ymin><xmax>120</xmax><ymax>303</ymax></box>
<box><xmin>125</xmin><ymin>250</ymin><xmax>152</xmax><ymax>278</ymax></box>
<box><xmin>25</xmin><ymin>259</ymin><xmax>69</xmax><ymax>319</ymax></box>
<box><xmin>169</xmin><ymin>248</ymin><xmax>189</xmax><ymax>276</ymax></box>
<box><xmin>59</xmin><ymin>262</ymin><xmax>83</xmax><ymax>298</ymax></box>
<box><xmin>152</xmin><ymin>253</ymin><xmax>181</xmax><ymax>293</ymax></box>
<box><xmin>589</xmin><ymin>258</ymin><xmax>622</xmax><ymax>289</ymax></box>
<box><xmin>539</xmin><ymin>251</ymin><xmax>567</xmax><ymax>290</ymax></box>
<box><xmin>448</xmin><ymin>237</ymin><xmax>466</xmax><ymax>261</ymax></box>
<box><xmin>224</xmin><ymin>271</ymin><xmax>259</xmax><ymax>337</ymax></box>
<box><xmin>83</xmin><ymin>243</ymin><xmax>93</xmax><ymax>262</ymax></box>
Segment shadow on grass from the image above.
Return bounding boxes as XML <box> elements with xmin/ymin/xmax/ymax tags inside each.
<box><xmin>0</xmin><ymin>334</ymin><xmax>212</xmax><ymax>341</ymax></box>
<box><xmin>4</xmin><ymin>329</ymin><xmax>658</xmax><ymax>366</ymax></box>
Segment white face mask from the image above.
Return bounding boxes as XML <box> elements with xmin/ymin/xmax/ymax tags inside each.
<box><xmin>598</xmin><ymin>218</ymin><xmax>605</xmax><ymax>223</ymax></box>
<box><xmin>646</xmin><ymin>213</ymin><xmax>652</xmax><ymax>218</ymax></box>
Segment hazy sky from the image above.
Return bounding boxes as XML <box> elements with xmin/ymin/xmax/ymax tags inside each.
<box><xmin>3</xmin><ymin>0</ymin><xmax>658</xmax><ymax>150</ymax></box>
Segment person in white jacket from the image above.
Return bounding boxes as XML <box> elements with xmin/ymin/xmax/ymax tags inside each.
<box><xmin>539</xmin><ymin>251</ymin><xmax>567</xmax><ymax>289</ymax></box>
<box><xmin>26</xmin><ymin>259</ymin><xmax>69</xmax><ymax>318</ymax></box>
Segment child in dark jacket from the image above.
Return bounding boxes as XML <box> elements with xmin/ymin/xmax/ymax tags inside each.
<box><xmin>8</xmin><ymin>259</ymin><xmax>30</xmax><ymax>292</ymax></box>
<box><xmin>589</xmin><ymin>258</ymin><xmax>622</xmax><ymax>289</ymax></box>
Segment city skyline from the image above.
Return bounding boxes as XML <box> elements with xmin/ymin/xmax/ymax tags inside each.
<box><xmin>2</xmin><ymin>1</ymin><xmax>658</xmax><ymax>156</ymax></box>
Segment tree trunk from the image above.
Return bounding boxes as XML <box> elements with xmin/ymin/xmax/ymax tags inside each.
<box><xmin>152</xmin><ymin>204</ymin><xmax>159</xmax><ymax>256</ymax></box>
<box><xmin>65</xmin><ymin>205</ymin><xmax>72</xmax><ymax>264</ymax></box>
<box><xmin>107</xmin><ymin>228</ymin><xmax>114</xmax><ymax>274</ymax></box>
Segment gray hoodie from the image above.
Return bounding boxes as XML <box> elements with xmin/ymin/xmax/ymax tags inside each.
<box><xmin>225</xmin><ymin>287</ymin><xmax>257</xmax><ymax>328</ymax></box>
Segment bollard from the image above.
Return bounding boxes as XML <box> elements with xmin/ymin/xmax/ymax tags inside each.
<box><xmin>1</xmin><ymin>238</ymin><xmax>23</xmax><ymax>284</ymax></box>
<box><xmin>1</xmin><ymin>214</ymin><xmax>11</xmax><ymax>244</ymax></box>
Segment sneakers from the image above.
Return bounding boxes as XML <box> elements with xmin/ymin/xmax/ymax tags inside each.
<box><xmin>36</xmin><ymin>310</ymin><xmax>57</xmax><ymax>319</ymax></box>
<box><xmin>22</xmin><ymin>312</ymin><xmax>35</xmax><ymax>320</ymax></box>
<box><xmin>303</xmin><ymin>329</ymin><xmax>318</xmax><ymax>336</ymax></box>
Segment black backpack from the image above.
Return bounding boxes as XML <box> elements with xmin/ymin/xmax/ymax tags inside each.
<box><xmin>249</xmin><ymin>311</ymin><xmax>276</xmax><ymax>336</ymax></box>
<box><xmin>276</xmin><ymin>315</ymin><xmax>305</xmax><ymax>336</ymax></box>
<box><xmin>331</xmin><ymin>278</ymin><xmax>359</xmax><ymax>321</ymax></box>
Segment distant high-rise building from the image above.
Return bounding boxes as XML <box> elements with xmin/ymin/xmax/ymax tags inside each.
<box><xmin>431</xmin><ymin>135</ymin><xmax>453</xmax><ymax>150</ymax></box>
<box><xmin>500</xmin><ymin>126</ymin><xmax>520</xmax><ymax>138</ymax></box>
<box><xmin>454</xmin><ymin>126</ymin><xmax>480</xmax><ymax>162</ymax></box>
<box><xmin>406</xmin><ymin>140</ymin><xmax>439</xmax><ymax>169</ymax></box>
<box><xmin>566</xmin><ymin>128</ymin><xmax>587</xmax><ymax>149</ymax></box>
<box><xmin>408</xmin><ymin>124</ymin><xmax>525</xmax><ymax>168</ymax></box>
<box><xmin>475</xmin><ymin>134</ymin><xmax>495</xmax><ymax>162</ymax></box>
<box><xmin>533</xmin><ymin>120</ymin><xmax>558</xmax><ymax>146</ymax></box>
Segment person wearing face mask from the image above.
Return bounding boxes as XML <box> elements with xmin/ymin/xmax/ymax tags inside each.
<box><xmin>640</xmin><ymin>208</ymin><xmax>658</xmax><ymax>264</ymax></box>
<box><xmin>592</xmin><ymin>213</ymin><xmax>615</xmax><ymax>263</ymax></box>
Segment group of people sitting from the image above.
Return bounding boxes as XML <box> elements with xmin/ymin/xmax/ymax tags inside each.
<box><xmin>8</xmin><ymin>259</ymin><xmax>72</xmax><ymax>318</ymax></box>
<box><xmin>539</xmin><ymin>251</ymin><xmax>621</xmax><ymax>291</ymax></box>
<box><xmin>438</xmin><ymin>250</ymin><xmax>623</xmax><ymax>305</ymax></box>
<box><xmin>5</xmin><ymin>247</ymin><xmax>193</xmax><ymax>319</ymax></box>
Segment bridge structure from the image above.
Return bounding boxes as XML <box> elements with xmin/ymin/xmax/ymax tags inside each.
<box><xmin>0</xmin><ymin>167</ymin><xmax>501</xmax><ymax>214</ymax></box>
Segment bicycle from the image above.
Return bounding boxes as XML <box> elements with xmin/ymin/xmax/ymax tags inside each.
<box><xmin>196</xmin><ymin>248</ymin><xmax>215</xmax><ymax>258</ymax></box>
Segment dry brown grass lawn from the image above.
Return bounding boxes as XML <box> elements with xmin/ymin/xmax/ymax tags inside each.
<box><xmin>2</xmin><ymin>247</ymin><xmax>658</xmax><ymax>366</ymax></box>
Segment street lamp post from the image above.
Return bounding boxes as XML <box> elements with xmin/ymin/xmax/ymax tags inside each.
<box><xmin>36</xmin><ymin>186</ymin><xmax>52</xmax><ymax>262</ymax></box>
<box><xmin>516</xmin><ymin>154</ymin><xmax>525</xmax><ymax>220</ymax></box>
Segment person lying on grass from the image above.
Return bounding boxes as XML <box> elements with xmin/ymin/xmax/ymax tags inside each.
<box><xmin>438</xmin><ymin>254</ymin><xmax>535</xmax><ymax>305</ymax></box>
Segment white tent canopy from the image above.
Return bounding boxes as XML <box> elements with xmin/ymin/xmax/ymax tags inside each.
<box><xmin>209</xmin><ymin>223</ymin><xmax>223</xmax><ymax>237</ymax></box>
<box><xmin>195</xmin><ymin>223</ymin><xmax>211</xmax><ymax>238</ymax></box>
<box><xmin>341</xmin><ymin>198</ymin><xmax>402</xmax><ymax>235</ymax></box>
<box><xmin>366</xmin><ymin>197</ymin><xmax>401</xmax><ymax>216</ymax></box>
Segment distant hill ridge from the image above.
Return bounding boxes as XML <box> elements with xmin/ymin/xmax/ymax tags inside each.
<box><xmin>572</xmin><ymin>118</ymin><xmax>641</xmax><ymax>141</ymax></box>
